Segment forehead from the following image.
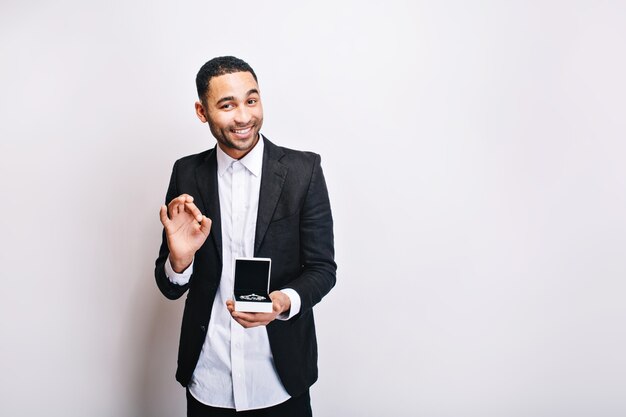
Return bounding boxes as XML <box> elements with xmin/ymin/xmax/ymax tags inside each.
<box><xmin>206</xmin><ymin>71</ymin><xmax>259</xmax><ymax>101</ymax></box>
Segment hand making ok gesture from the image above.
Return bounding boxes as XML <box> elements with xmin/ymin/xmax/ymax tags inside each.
<box><xmin>159</xmin><ymin>194</ymin><xmax>212</xmax><ymax>273</ymax></box>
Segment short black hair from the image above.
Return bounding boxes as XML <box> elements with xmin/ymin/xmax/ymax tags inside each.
<box><xmin>196</xmin><ymin>56</ymin><xmax>258</xmax><ymax>103</ymax></box>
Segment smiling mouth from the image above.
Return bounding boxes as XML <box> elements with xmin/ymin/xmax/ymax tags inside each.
<box><xmin>232</xmin><ymin>126</ymin><xmax>253</xmax><ymax>135</ymax></box>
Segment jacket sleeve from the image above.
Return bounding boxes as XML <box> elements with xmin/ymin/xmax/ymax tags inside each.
<box><xmin>285</xmin><ymin>154</ymin><xmax>337</xmax><ymax>314</ymax></box>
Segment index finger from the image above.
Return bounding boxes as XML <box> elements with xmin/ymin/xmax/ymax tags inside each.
<box><xmin>167</xmin><ymin>195</ymin><xmax>187</xmax><ymax>215</ymax></box>
<box><xmin>167</xmin><ymin>194</ymin><xmax>195</xmax><ymax>216</ymax></box>
<box><xmin>184</xmin><ymin>201</ymin><xmax>203</xmax><ymax>222</ymax></box>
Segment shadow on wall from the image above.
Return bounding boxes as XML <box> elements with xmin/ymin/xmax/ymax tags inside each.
<box><xmin>131</xmin><ymin>270</ymin><xmax>187</xmax><ymax>417</ymax></box>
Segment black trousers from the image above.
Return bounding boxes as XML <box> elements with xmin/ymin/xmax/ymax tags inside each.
<box><xmin>187</xmin><ymin>389</ymin><xmax>313</xmax><ymax>417</ymax></box>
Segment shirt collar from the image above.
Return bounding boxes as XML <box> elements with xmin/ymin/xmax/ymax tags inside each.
<box><xmin>216</xmin><ymin>135</ymin><xmax>264</xmax><ymax>177</ymax></box>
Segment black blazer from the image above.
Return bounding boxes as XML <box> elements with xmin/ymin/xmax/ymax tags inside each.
<box><xmin>154</xmin><ymin>137</ymin><xmax>336</xmax><ymax>397</ymax></box>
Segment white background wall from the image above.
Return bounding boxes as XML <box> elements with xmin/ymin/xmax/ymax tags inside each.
<box><xmin>1</xmin><ymin>1</ymin><xmax>625</xmax><ymax>416</ymax></box>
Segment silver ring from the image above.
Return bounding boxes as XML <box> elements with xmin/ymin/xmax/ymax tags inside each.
<box><xmin>240</xmin><ymin>293</ymin><xmax>266</xmax><ymax>301</ymax></box>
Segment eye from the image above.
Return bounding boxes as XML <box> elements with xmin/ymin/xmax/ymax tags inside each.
<box><xmin>221</xmin><ymin>103</ymin><xmax>234</xmax><ymax>110</ymax></box>
<box><xmin>247</xmin><ymin>98</ymin><xmax>257</xmax><ymax>105</ymax></box>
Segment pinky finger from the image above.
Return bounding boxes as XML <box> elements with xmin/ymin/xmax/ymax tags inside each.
<box><xmin>200</xmin><ymin>215</ymin><xmax>212</xmax><ymax>236</ymax></box>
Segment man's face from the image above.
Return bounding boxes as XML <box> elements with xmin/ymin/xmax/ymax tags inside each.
<box><xmin>195</xmin><ymin>71</ymin><xmax>264</xmax><ymax>159</ymax></box>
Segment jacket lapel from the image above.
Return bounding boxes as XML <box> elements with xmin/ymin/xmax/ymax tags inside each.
<box><xmin>255</xmin><ymin>138</ymin><xmax>288</xmax><ymax>254</ymax></box>
<box><xmin>195</xmin><ymin>147</ymin><xmax>223</xmax><ymax>262</ymax></box>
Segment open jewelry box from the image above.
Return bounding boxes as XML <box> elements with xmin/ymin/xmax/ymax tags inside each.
<box><xmin>234</xmin><ymin>257</ymin><xmax>273</xmax><ymax>313</ymax></box>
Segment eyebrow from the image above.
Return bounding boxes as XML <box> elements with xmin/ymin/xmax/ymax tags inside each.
<box><xmin>215</xmin><ymin>89</ymin><xmax>259</xmax><ymax>106</ymax></box>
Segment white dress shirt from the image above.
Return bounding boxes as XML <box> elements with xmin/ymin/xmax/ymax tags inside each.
<box><xmin>164</xmin><ymin>137</ymin><xmax>301</xmax><ymax>410</ymax></box>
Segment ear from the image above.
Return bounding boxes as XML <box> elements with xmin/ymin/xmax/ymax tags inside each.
<box><xmin>195</xmin><ymin>101</ymin><xmax>208</xmax><ymax>123</ymax></box>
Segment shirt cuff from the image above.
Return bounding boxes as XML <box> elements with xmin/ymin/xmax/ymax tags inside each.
<box><xmin>276</xmin><ymin>288</ymin><xmax>301</xmax><ymax>320</ymax></box>
<box><xmin>165</xmin><ymin>256</ymin><xmax>193</xmax><ymax>286</ymax></box>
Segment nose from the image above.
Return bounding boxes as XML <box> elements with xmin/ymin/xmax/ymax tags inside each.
<box><xmin>234</xmin><ymin>105</ymin><xmax>251</xmax><ymax>125</ymax></box>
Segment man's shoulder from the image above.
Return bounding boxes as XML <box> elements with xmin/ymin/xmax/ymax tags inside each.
<box><xmin>265</xmin><ymin>137</ymin><xmax>320</xmax><ymax>167</ymax></box>
<box><xmin>172</xmin><ymin>148</ymin><xmax>215</xmax><ymax>169</ymax></box>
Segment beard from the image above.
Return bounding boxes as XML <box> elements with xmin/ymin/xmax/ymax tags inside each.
<box><xmin>210</xmin><ymin>117</ymin><xmax>263</xmax><ymax>157</ymax></box>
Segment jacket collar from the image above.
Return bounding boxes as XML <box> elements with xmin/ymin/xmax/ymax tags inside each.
<box><xmin>255</xmin><ymin>136</ymin><xmax>288</xmax><ymax>254</ymax></box>
<box><xmin>194</xmin><ymin>135</ymin><xmax>288</xmax><ymax>259</ymax></box>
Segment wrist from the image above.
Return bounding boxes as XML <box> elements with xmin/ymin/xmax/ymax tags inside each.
<box><xmin>170</xmin><ymin>255</ymin><xmax>193</xmax><ymax>273</ymax></box>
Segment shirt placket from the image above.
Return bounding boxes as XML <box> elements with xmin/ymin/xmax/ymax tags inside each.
<box><xmin>230</xmin><ymin>161</ymin><xmax>248</xmax><ymax>408</ymax></box>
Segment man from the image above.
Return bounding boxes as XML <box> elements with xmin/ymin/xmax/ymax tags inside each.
<box><xmin>154</xmin><ymin>56</ymin><xmax>336</xmax><ymax>417</ymax></box>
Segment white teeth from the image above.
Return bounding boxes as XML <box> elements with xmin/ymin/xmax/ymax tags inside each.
<box><xmin>233</xmin><ymin>127</ymin><xmax>251</xmax><ymax>134</ymax></box>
